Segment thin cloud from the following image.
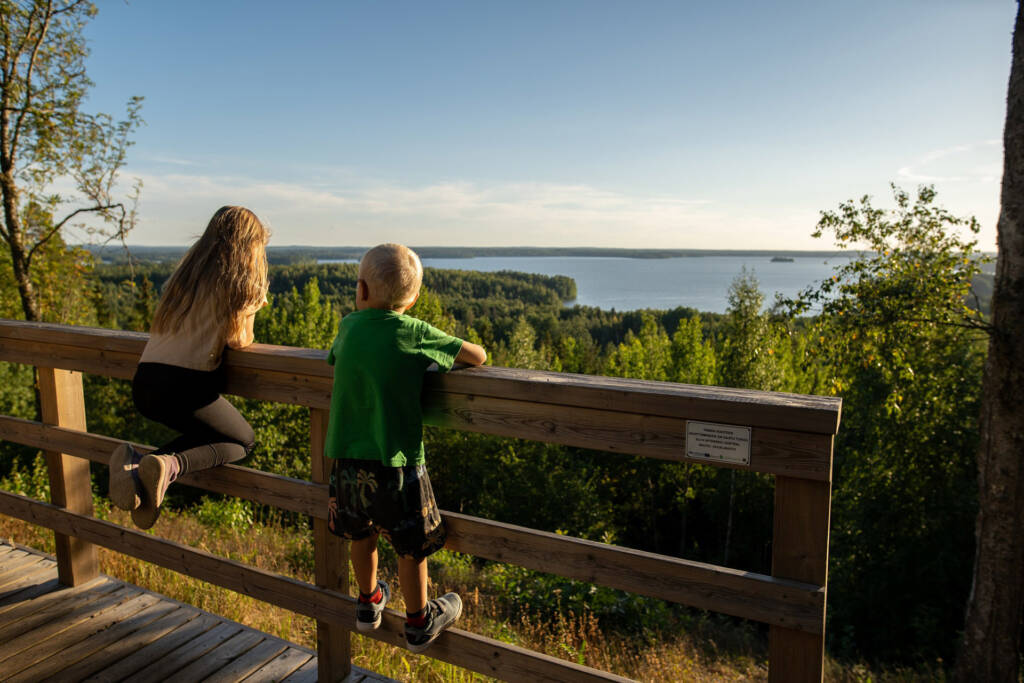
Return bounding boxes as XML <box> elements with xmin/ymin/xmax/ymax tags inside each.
<box><xmin>123</xmin><ymin>169</ymin><xmax>820</xmax><ymax>249</ymax></box>
<box><xmin>898</xmin><ymin>140</ymin><xmax>1000</xmax><ymax>183</ymax></box>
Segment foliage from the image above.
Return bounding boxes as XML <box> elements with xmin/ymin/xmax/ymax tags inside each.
<box><xmin>791</xmin><ymin>185</ymin><xmax>986</xmax><ymax>663</ymax></box>
<box><xmin>0</xmin><ymin>0</ymin><xmax>142</xmax><ymax>321</ymax></box>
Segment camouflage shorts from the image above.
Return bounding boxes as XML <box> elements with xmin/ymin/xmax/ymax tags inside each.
<box><xmin>327</xmin><ymin>458</ymin><xmax>447</xmax><ymax>560</ymax></box>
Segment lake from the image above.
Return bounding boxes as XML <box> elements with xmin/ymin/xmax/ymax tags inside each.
<box><xmin>322</xmin><ymin>255</ymin><xmax>848</xmax><ymax>313</ymax></box>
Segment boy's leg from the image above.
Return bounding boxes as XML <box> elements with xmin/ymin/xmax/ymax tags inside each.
<box><xmin>351</xmin><ymin>533</ymin><xmax>380</xmax><ymax>594</ymax></box>
<box><xmin>397</xmin><ymin>555</ymin><xmax>428</xmax><ymax>613</ymax></box>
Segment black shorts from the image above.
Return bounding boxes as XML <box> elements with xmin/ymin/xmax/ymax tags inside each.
<box><xmin>327</xmin><ymin>458</ymin><xmax>447</xmax><ymax>560</ymax></box>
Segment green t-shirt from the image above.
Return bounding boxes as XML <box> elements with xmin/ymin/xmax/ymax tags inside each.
<box><xmin>324</xmin><ymin>308</ymin><xmax>464</xmax><ymax>466</ymax></box>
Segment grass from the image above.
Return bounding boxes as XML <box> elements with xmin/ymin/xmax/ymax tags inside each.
<box><xmin>0</xmin><ymin>466</ymin><xmax>949</xmax><ymax>682</ymax></box>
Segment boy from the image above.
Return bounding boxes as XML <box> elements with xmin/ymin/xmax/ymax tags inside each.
<box><xmin>324</xmin><ymin>243</ymin><xmax>487</xmax><ymax>652</ymax></box>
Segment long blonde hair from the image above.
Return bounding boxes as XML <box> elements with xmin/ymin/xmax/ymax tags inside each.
<box><xmin>152</xmin><ymin>206</ymin><xmax>269</xmax><ymax>344</ymax></box>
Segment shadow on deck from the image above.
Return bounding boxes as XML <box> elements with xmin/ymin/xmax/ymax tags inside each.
<box><xmin>0</xmin><ymin>541</ymin><xmax>394</xmax><ymax>683</ymax></box>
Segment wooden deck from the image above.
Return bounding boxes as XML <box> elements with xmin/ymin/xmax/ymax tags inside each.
<box><xmin>0</xmin><ymin>541</ymin><xmax>395</xmax><ymax>683</ymax></box>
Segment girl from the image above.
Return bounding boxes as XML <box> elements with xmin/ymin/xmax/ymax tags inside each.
<box><xmin>109</xmin><ymin>206</ymin><xmax>270</xmax><ymax>529</ymax></box>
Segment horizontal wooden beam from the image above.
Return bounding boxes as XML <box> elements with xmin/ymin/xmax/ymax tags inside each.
<box><xmin>0</xmin><ymin>490</ymin><xmax>627</xmax><ymax>683</ymax></box>
<box><xmin>0</xmin><ymin>417</ymin><xmax>824</xmax><ymax>631</ymax></box>
<box><xmin>0</xmin><ymin>320</ymin><xmax>841</xmax><ymax>435</ymax></box>
<box><xmin>424</xmin><ymin>391</ymin><xmax>833</xmax><ymax>480</ymax></box>
<box><xmin>444</xmin><ymin>512</ymin><xmax>824</xmax><ymax>633</ymax></box>
<box><xmin>0</xmin><ymin>416</ymin><xmax>320</xmax><ymax>517</ymax></box>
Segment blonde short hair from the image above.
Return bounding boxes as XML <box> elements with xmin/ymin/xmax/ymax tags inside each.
<box><xmin>359</xmin><ymin>243</ymin><xmax>423</xmax><ymax>308</ymax></box>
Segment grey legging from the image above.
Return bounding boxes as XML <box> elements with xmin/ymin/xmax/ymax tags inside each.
<box><xmin>132</xmin><ymin>361</ymin><xmax>255</xmax><ymax>475</ymax></box>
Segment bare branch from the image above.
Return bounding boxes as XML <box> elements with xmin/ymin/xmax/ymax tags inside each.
<box><xmin>25</xmin><ymin>201</ymin><xmax>125</xmax><ymax>266</ymax></box>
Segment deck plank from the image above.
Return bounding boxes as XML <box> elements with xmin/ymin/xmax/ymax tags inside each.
<box><xmin>81</xmin><ymin>612</ymin><xmax>223</xmax><ymax>683</ymax></box>
<box><xmin>0</xmin><ymin>588</ymin><xmax>154</xmax><ymax>675</ymax></box>
<box><xmin>0</xmin><ymin>540</ymin><xmax>398</xmax><ymax>683</ymax></box>
<box><xmin>47</xmin><ymin>605</ymin><xmax>202</xmax><ymax>683</ymax></box>
<box><xmin>0</xmin><ymin>582</ymin><xmax>128</xmax><ymax>655</ymax></box>
<box><xmin>162</xmin><ymin>629</ymin><xmax>265</xmax><ymax>683</ymax></box>
<box><xmin>129</xmin><ymin>621</ymin><xmax>244</xmax><ymax>680</ymax></box>
<box><xmin>281</xmin><ymin>657</ymin><xmax>320</xmax><ymax>683</ymax></box>
<box><xmin>239</xmin><ymin>648</ymin><xmax>314</xmax><ymax>682</ymax></box>
<box><xmin>202</xmin><ymin>637</ymin><xmax>290</xmax><ymax>683</ymax></box>
<box><xmin>0</xmin><ymin>575</ymin><xmax>61</xmax><ymax>609</ymax></box>
<box><xmin>8</xmin><ymin>596</ymin><xmax>176</xmax><ymax>682</ymax></box>
<box><xmin>0</xmin><ymin>577</ymin><xmax>117</xmax><ymax>637</ymax></box>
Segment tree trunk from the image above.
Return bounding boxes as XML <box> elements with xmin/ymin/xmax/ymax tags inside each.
<box><xmin>0</xmin><ymin>173</ymin><xmax>40</xmax><ymax>322</ymax></box>
<box><xmin>955</xmin><ymin>3</ymin><xmax>1024</xmax><ymax>681</ymax></box>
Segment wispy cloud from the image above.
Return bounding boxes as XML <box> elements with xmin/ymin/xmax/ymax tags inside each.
<box><xmin>898</xmin><ymin>140</ymin><xmax>1000</xmax><ymax>183</ymax></box>
<box><xmin>123</xmin><ymin>169</ymin><xmax>823</xmax><ymax>248</ymax></box>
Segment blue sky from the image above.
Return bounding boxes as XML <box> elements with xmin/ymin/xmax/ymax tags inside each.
<box><xmin>83</xmin><ymin>1</ymin><xmax>1012</xmax><ymax>249</ymax></box>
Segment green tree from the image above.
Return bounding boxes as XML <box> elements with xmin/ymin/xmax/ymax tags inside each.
<box><xmin>670</xmin><ymin>314</ymin><xmax>717</xmax><ymax>385</ymax></box>
<box><xmin>603</xmin><ymin>312</ymin><xmax>672</xmax><ymax>381</ymax></box>
<box><xmin>0</xmin><ymin>0</ymin><xmax>142</xmax><ymax>322</ymax></box>
<box><xmin>718</xmin><ymin>269</ymin><xmax>788</xmax><ymax>392</ymax></box>
<box><xmin>794</xmin><ymin>185</ymin><xmax>986</xmax><ymax>663</ymax></box>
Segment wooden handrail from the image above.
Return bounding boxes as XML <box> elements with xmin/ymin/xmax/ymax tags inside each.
<box><xmin>0</xmin><ymin>320</ymin><xmax>840</xmax><ymax>682</ymax></box>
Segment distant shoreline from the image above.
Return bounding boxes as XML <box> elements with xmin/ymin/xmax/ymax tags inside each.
<box><xmin>83</xmin><ymin>244</ymin><xmax>857</xmax><ymax>264</ymax></box>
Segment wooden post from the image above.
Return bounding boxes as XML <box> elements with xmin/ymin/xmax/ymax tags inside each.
<box><xmin>37</xmin><ymin>367</ymin><xmax>98</xmax><ymax>586</ymax></box>
<box><xmin>768</xmin><ymin>474</ymin><xmax>831</xmax><ymax>682</ymax></box>
<box><xmin>310</xmin><ymin>407</ymin><xmax>352</xmax><ymax>681</ymax></box>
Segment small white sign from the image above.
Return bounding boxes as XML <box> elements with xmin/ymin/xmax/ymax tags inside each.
<box><xmin>685</xmin><ymin>421</ymin><xmax>751</xmax><ymax>465</ymax></box>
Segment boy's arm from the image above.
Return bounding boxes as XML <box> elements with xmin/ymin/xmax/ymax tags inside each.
<box><xmin>455</xmin><ymin>341</ymin><xmax>487</xmax><ymax>366</ymax></box>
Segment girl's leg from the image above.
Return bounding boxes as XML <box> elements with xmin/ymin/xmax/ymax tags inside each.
<box><xmin>157</xmin><ymin>396</ymin><xmax>255</xmax><ymax>475</ymax></box>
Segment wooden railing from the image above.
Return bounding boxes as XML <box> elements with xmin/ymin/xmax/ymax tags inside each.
<box><xmin>0</xmin><ymin>320</ymin><xmax>840</xmax><ymax>682</ymax></box>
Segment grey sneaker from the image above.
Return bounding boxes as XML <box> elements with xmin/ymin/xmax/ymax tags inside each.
<box><xmin>405</xmin><ymin>592</ymin><xmax>462</xmax><ymax>653</ymax></box>
<box><xmin>356</xmin><ymin>581</ymin><xmax>390</xmax><ymax>632</ymax></box>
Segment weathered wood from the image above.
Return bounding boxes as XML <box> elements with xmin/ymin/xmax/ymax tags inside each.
<box><xmin>0</xmin><ymin>561</ymin><xmax>54</xmax><ymax>597</ymax></box>
<box><xmin>0</xmin><ymin>492</ymin><xmax>631</xmax><ymax>682</ymax></box>
<box><xmin>38</xmin><ymin>366</ymin><xmax>98</xmax><ymax>585</ymax></box>
<box><xmin>769</xmin><ymin>475</ymin><xmax>832</xmax><ymax>682</ymax></box>
<box><xmin>82</xmin><ymin>612</ymin><xmax>223</xmax><ymax>683</ymax></box>
<box><xmin>239</xmin><ymin>648</ymin><xmax>313</xmax><ymax>682</ymax></box>
<box><xmin>163</xmin><ymin>630</ymin><xmax>265</xmax><ymax>683</ymax></box>
<box><xmin>2</xmin><ymin>337</ymin><xmax>139</xmax><ymax>379</ymax></box>
<box><xmin>280</xmin><ymin>657</ymin><xmax>319</xmax><ymax>683</ymax></box>
<box><xmin>0</xmin><ymin>551</ymin><xmax>48</xmax><ymax>584</ymax></box>
<box><xmin>0</xmin><ymin>579</ymin><xmax>120</xmax><ymax>642</ymax></box>
<box><xmin>426</xmin><ymin>364</ymin><xmax>841</xmax><ymax>434</ymax></box>
<box><xmin>8</xmin><ymin>595</ymin><xmax>171</xmax><ymax>682</ymax></box>
<box><xmin>445</xmin><ymin>511</ymin><xmax>825</xmax><ymax>632</ymax></box>
<box><xmin>0</xmin><ymin>587</ymin><xmax>151</xmax><ymax>674</ymax></box>
<box><xmin>130</xmin><ymin>621</ymin><xmax>244</xmax><ymax>681</ymax></box>
<box><xmin>201</xmin><ymin>637</ymin><xmax>289</xmax><ymax>683</ymax></box>
<box><xmin>311</xmin><ymin>406</ymin><xmax>352</xmax><ymax>682</ymax></box>
<box><xmin>49</xmin><ymin>606</ymin><xmax>201</xmax><ymax>683</ymax></box>
<box><xmin>425</xmin><ymin>391</ymin><xmax>833</xmax><ymax>480</ymax></box>
<box><xmin>0</xmin><ymin>576</ymin><xmax>61</xmax><ymax>608</ymax></box>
